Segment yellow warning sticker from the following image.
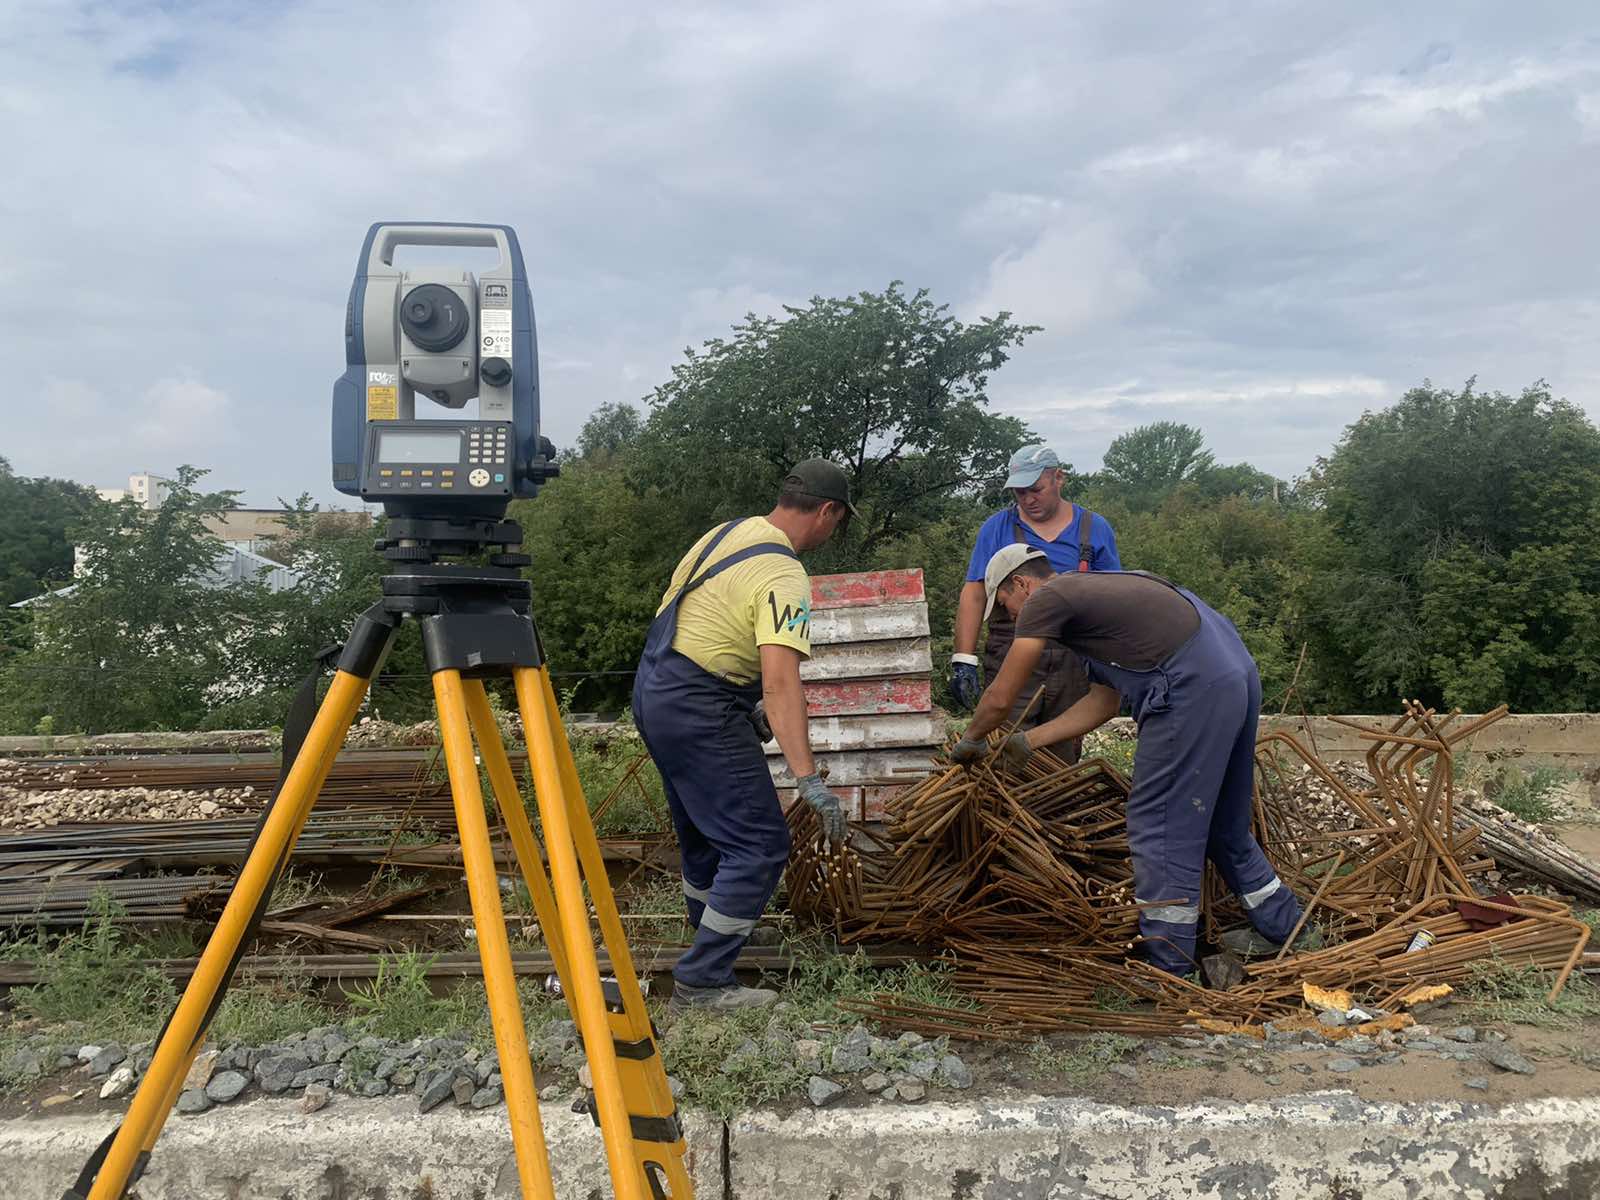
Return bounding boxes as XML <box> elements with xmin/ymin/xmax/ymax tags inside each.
<box><xmin>366</xmin><ymin>386</ymin><xmax>398</xmax><ymax>420</ymax></box>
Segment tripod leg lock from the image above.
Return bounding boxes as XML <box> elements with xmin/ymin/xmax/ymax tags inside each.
<box><xmin>576</xmin><ymin>1029</ymin><xmax>662</xmax><ymax>1061</ymax></box>
<box><xmin>570</xmin><ymin>1093</ymin><xmax>684</xmax><ymax>1145</ymax></box>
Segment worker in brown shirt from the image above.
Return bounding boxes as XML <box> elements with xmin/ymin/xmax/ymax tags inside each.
<box><xmin>951</xmin><ymin>545</ymin><xmax>1308</xmax><ymax>975</ymax></box>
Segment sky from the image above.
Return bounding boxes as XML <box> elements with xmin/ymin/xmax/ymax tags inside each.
<box><xmin>2</xmin><ymin>2</ymin><xmax>1598</xmax><ymax>506</ymax></box>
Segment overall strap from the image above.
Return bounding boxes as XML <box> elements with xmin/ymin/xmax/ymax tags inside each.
<box><xmin>665</xmin><ymin>519</ymin><xmax>746</xmax><ymax>606</ymax></box>
<box><xmin>1007</xmin><ymin>504</ymin><xmax>1027</xmax><ymax>543</ymax></box>
<box><xmin>1075</xmin><ymin>506</ymin><xmax>1096</xmax><ymax>572</ymax></box>
<box><xmin>677</xmin><ymin>542</ymin><xmax>798</xmax><ymax>603</ymax></box>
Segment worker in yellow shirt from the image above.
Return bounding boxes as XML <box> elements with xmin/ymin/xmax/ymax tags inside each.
<box><xmin>633</xmin><ymin>460</ymin><xmax>857</xmax><ymax>1011</ymax></box>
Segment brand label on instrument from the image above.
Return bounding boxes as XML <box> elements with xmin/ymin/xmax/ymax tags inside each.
<box><xmin>366</xmin><ymin>385</ymin><xmax>398</xmax><ymax>420</ymax></box>
<box><xmin>480</xmin><ymin>308</ymin><xmax>513</xmax><ymax>359</ymax></box>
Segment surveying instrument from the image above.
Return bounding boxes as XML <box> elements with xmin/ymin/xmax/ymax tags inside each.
<box><xmin>67</xmin><ymin>224</ymin><xmax>692</xmax><ymax>1199</ymax></box>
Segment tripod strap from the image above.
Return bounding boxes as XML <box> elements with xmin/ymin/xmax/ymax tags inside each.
<box><xmin>64</xmin><ymin>645</ymin><xmax>342</xmax><ymax>1200</ymax></box>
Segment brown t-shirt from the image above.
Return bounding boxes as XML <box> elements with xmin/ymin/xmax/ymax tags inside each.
<box><xmin>1013</xmin><ymin>572</ymin><xmax>1201</xmax><ymax>670</ymax></box>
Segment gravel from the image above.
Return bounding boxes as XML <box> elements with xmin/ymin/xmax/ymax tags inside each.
<box><xmin>938</xmin><ymin>1055</ymin><xmax>973</xmax><ymax>1089</ymax></box>
<box><xmin>807</xmin><ymin>1076</ymin><xmax>845</xmax><ymax>1107</ymax></box>
<box><xmin>175</xmin><ymin>1089</ymin><xmax>212</xmax><ymax>1115</ymax></box>
<box><xmin>1481</xmin><ymin>1043</ymin><xmax>1536</xmax><ymax>1076</ymax></box>
<box><xmin>205</xmin><ymin>1071</ymin><xmax>249</xmax><ymax>1104</ymax></box>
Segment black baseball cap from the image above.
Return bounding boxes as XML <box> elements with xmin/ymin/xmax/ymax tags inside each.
<box><xmin>781</xmin><ymin>458</ymin><xmax>861</xmax><ymax>518</ymax></box>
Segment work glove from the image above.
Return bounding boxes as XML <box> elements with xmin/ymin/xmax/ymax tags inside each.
<box><xmin>796</xmin><ymin>772</ymin><xmax>847</xmax><ymax>843</ymax></box>
<box><xmin>950</xmin><ymin>656</ymin><xmax>982</xmax><ymax>711</ymax></box>
<box><xmin>950</xmin><ymin>731</ymin><xmax>1033</xmax><ymax>770</ymax></box>
<box><xmin>750</xmin><ymin>700</ymin><xmax>773</xmax><ymax>743</ymax></box>
<box><xmin>998</xmin><ymin>731</ymin><xmax>1034</xmax><ymax>772</ymax></box>
<box><xmin>949</xmin><ymin>737</ymin><xmax>988</xmax><ymax>765</ymax></box>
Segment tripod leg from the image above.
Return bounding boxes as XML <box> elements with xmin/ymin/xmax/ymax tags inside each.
<box><xmin>434</xmin><ymin>670</ymin><xmax>557</xmax><ymax>1200</ymax></box>
<box><xmin>461</xmin><ymin>680</ymin><xmax>574</xmax><ymax>994</ymax></box>
<box><xmin>84</xmin><ymin>671</ymin><xmax>371</xmax><ymax>1200</ymax></box>
<box><xmin>515</xmin><ymin>666</ymin><xmax>692</xmax><ymax>1200</ymax></box>
<box><xmin>531</xmin><ymin>667</ymin><xmax>691</xmax><ymax>1196</ymax></box>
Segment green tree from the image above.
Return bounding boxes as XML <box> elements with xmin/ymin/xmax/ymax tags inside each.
<box><xmin>0</xmin><ymin>467</ymin><xmax>248</xmax><ymax>733</ymax></box>
<box><xmin>510</xmin><ymin>459</ymin><xmax>692</xmax><ymax>711</ymax></box>
<box><xmin>1300</xmin><ymin>380</ymin><xmax>1600</xmax><ymax>710</ymax></box>
<box><xmin>0</xmin><ymin>456</ymin><xmax>98</xmax><ymax>607</ymax></box>
<box><xmin>575</xmin><ymin>402</ymin><xmax>643</xmax><ymax>461</ymax></box>
<box><xmin>205</xmin><ymin>501</ymin><xmax>439</xmax><ymax>728</ymax></box>
<box><xmin>1098</xmin><ymin>422</ymin><xmax>1216</xmax><ymax>510</ymax></box>
<box><xmin>632</xmin><ymin>283</ymin><xmax>1036</xmax><ymax>550</ymax></box>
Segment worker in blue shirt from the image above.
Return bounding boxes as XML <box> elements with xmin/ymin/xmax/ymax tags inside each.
<box><xmin>949</xmin><ymin>444</ymin><xmax>1120</xmax><ymax>761</ymax></box>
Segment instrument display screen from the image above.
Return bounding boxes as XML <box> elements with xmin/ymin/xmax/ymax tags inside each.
<box><xmin>376</xmin><ymin>429</ymin><xmax>462</xmax><ymax>463</ymax></box>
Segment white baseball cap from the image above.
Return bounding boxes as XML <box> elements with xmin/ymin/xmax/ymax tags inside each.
<box><xmin>983</xmin><ymin>544</ymin><xmax>1049</xmax><ymax>619</ymax></box>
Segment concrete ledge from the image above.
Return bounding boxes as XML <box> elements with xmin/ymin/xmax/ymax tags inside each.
<box><xmin>8</xmin><ymin>1092</ymin><xmax>1600</xmax><ymax>1199</ymax></box>
<box><xmin>1</xmin><ymin>1097</ymin><xmax>723</xmax><ymax>1199</ymax></box>
<box><xmin>730</xmin><ymin>1093</ymin><xmax>1600</xmax><ymax>1200</ymax></box>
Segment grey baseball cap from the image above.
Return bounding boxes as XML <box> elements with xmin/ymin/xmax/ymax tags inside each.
<box><xmin>1003</xmin><ymin>444</ymin><xmax>1060</xmax><ymax>489</ymax></box>
<box><xmin>983</xmin><ymin>544</ymin><xmax>1049</xmax><ymax>619</ymax></box>
<box><xmin>781</xmin><ymin>458</ymin><xmax>861</xmax><ymax>518</ymax></box>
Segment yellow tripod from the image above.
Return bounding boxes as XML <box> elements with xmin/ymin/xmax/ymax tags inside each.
<box><xmin>67</xmin><ymin>559</ymin><xmax>691</xmax><ymax>1200</ymax></box>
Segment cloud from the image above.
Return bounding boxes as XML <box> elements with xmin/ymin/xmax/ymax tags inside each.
<box><xmin>1</xmin><ymin>2</ymin><xmax>1597</xmax><ymax>505</ymax></box>
<box><xmin>133</xmin><ymin>375</ymin><xmax>233</xmax><ymax>450</ymax></box>
<box><xmin>969</xmin><ymin>220</ymin><xmax>1152</xmax><ymax>334</ymax></box>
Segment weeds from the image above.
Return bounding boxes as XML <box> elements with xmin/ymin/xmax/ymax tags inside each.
<box><xmin>1461</xmin><ymin>957</ymin><xmax>1600</xmax><ymax>1029</ymax></box>
<box><xmin>614</xmin><ymin>874</ymin><xmax>692</xmax><ymax>944</ymax></box>
<box><xmin>135</xmin><ymin>923</ymin><xmax>205</xmax><ymax>960</ymax></box>
<box><xmin>776</xmin><ymin>938</ymin><xmax>972</xmax><ymax>1026</ymax></box>
<box><xmin>658</xmin><ymin>1006</ymin><xmax>801</xmax><ymax>1118</ymax></box>
<box><xmin>1026</xmin><ymin>1033</ymin><xmax>1139</xmax><ymax>1079</ymax></box>
<box><xmin>1485</xmin><ymin>764</ymin><xmax>1577</xmax><ymax>825</ymax></box>
<box><xmin>1082</xmin><ymin>728</ymin><xmax>1136</xmax><ymax>780</ymax></box>
<box><xmin>210</xmin><ymin>975</ymin><xmax>337</xmax><ymax>1046</ymax></box>
<box><xmin>5</xmin><ymin>893</ymin><xmax>175</xmax><ymax>1041</ymax></box>
<box><xmin>268</xmin><ymin>869</ymin><xmax>326</xmax><ymax>911</ymax></box>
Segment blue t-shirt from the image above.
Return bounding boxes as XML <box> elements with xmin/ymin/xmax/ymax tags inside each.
<box><xmin>964</xmin><ymin>505</ymin><xmax>1122</xmax><ymax>582</ymax></box>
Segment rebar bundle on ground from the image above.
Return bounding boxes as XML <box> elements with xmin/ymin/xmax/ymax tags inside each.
<box><xmin>788</xmin><ymin>703</ymin><xmax>1594</xmax><ymax>1040</ymax></box>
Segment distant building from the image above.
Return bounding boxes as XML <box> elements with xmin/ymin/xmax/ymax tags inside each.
<box><xmin>96</xmin><ymin>471</ymin><xmax>173</xmax><ymax>510</ymax></box>
<box><xmin>13</xmin><ymin>473</ymin><xmax>371</xmax><ymax>608</ymax></box>
<box><xmin>14</xmin><ymin>544</ymin><xmax>302</xmax><ymax>609</ymax></box>
<box><xmin>94</xmin><ymin>471</ymin><xmax>371</xmax><ymax>554</ymax></box>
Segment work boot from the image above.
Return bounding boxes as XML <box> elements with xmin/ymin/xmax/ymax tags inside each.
<box><xmin>667</xmin><ymin>982</ymin><xmax>779</xmax><ymax>1013</ymax></box>
<box><xmin>1219</xmin><ymin>926</ymin><xmax>1325</xmax><ymax>960</ymax></box>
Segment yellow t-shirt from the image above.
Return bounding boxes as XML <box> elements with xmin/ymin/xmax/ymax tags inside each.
<box><xmin>657</xmin><ymin>517</ymin><xmax>813</xmax><ymax>684</ymax></box>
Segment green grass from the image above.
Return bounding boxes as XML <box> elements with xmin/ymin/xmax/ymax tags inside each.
<box><xmin>1025</xmin><ymin>1033</ymin><xmax>1139</xmax><ymax>1080</ymax></box>
<box><xmin>1486</xmin><ymin>764</ymin><xmax>1577</xmax><ymax>825</ymax></box>
<box><xmin>651</xmin><ymin>941</ymin><xmax>974</xmax><ymax>1117</ymax></box>
<box><xmin>268</xmin><ymin>868</ymin><xmax>326</xmax><ymax>910</ymax></box>
<box><xmin>341</xmin><ymin>951</ymin><xmax>565</xmax><ymax>1050</ymax></box>
<box><xmin>3</xmin><ymin>893</ymin><xmax>175</xmax><ymax>1042</ymax></box>
<box><xmin>1082</xmin><ymin>728</ymin><xmax>1136</xmax><ymax>779</ymax></box>
<box><xmin>1461</xmin><ymin>957</ymin><xmax>1600</xmax><ymax>1029</ymax></box>
<box><xmin>658</xmin><ymin>1005</ymin><xmax>801</xmax><ymax>1117</ymax></box>
<box><xmin>210</xmin><ymin>975</ymin><xmax>338</xmax><ymax>1046</ymax></box>
<box><xmin>566</xmin><ymin>725</ymin><xmax>669</xmax><ymax>837</ymax></box>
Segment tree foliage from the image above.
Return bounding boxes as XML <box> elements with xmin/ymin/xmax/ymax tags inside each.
<box><xmin>632</xmin><ymin>283</ymin><xmax>1036</xmax><ymax>550</ymax></box>
<box><xmin>575</xmin><ymin>402</ymin><xmax>643</xmax><ymax>461</ymax></box>
<box><xmin>1098</xmin><ymin>421</ymin><xmax>1216</xmax><ymax>510</ymax></box>
<box><xmin>0</xmin><ymin>457</ymin><xmax>98</xmax><ymax>608</ymax></box>
<box><xmin>2</xmin><ymin>292</ymin><xmax>1596</xmax><ymax>730</ymax></box>
<box><xmin>0</xmin><ymin>468</ymin><xmax>247</xmax><ymax>733</ymax></box>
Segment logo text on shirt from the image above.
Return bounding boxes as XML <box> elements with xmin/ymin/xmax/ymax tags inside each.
<box><xmin>767</xmin><ymin>592</ymin><xmax>811</xmax><ymax>639</ymax></box>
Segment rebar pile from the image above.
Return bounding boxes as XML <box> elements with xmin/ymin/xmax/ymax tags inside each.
<box><xmin>791</xmin><ymin>702</ymin><xmax>1594</xmax><ymax>1041</ymax></box>
<box><xmin>1247</xmin><ymin>703</ymin><xmax>1509</xmax><ymax>939</ymax></box>
<box><xmin>787</xmin><ymin>752</ymin><xmax>1140</xmax><ymax>949</ymax></box>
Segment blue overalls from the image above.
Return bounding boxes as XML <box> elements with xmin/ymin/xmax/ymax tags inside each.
<box><xmin>1080</xmin><ymin>577</ymin><xmax>1303</xmax><ymax>975</ymax></box>
<box><xmin>631</xmin><ymin>520</ymin><xmax>796</xmax><ymax>989</ymax></box>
